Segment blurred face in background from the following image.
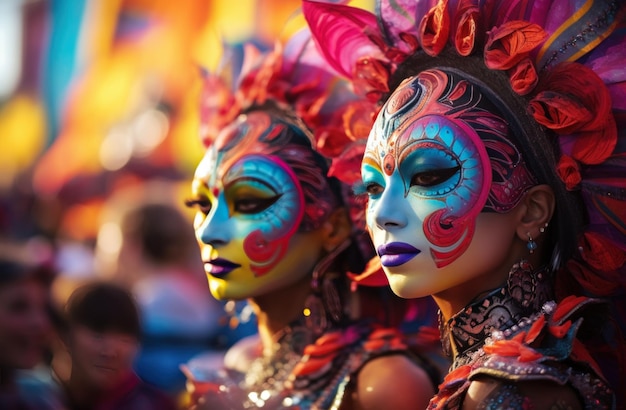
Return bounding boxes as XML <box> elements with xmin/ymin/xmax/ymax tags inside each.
<box><xmin>67</xmin><ymin>325</ymin><xmax>138</xmax><ymax>391</ymax></box>
<box><xmin>189</xmin><ymin>112</ymin><xmax>334</xmax><ymax>300</ymax></box>
<box><xmin>0</xmin><ymin>277</ymin><xmax>51</xmax><ymax>370</ymax></box>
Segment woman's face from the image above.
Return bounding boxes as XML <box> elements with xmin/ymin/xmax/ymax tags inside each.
<box><xmin>362</xmin><ymin>70</ymin><xmax>534</xmax><ymax>299</ymax></box>
<box><xmin>189</xmin><ymin>112</ymin><xmax>329</xmax><ymax>300</ymax></box>
<box><xmin>0</xmin><ymin>278</ymin><xmax>51</xmax><ymax>369</ymax></box>
<box><xmin>68</xmin><ymin>326</ymin><xmax>138</xmax><ymax>391</ymax></box>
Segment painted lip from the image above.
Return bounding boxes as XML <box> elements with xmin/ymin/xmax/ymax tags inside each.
<box><xmin>204</xmin><ymin>257</ymin><xmax>241</xmax><ymax>278</ymax></box>
<box><xmin>377</xmin><ymin>242</ymin><xmax>421</xmax><ymax>267</ymax></box>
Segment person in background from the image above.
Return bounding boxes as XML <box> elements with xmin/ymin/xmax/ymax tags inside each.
<box><xmin>304</xmin><ymin>0</ymin><xmax>626</xmax><ymax>407</ymax></box>
<box><xmin>183</xmin><ymin>23</ymin><xmax>442</xmax><ymax>410</ymax></box>
<box><xmin>0</xmin><ymin>238</ymin><xmax>60</xmax><ymax>410</ymax></box>
<box><xmin>118</xmin><ymin>202</ymin><xmax>224</xmax><ymax>395</ymax></box>
<box><xmin>59</xmin><ymin>281</ymin><xmax>176</xmax><ymax>410</ymax></box>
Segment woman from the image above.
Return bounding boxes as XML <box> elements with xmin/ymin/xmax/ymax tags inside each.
<box><xmin>304</xmin><ymin>0</ymin><xmax>626</xmax><ymax>408</ymax></box>
<box><xmin>0</xmin><ymin>240</ymin><xmax>58</xmax><ymax>410</ymax></box>
<box><xmin>184</xmin><ymin>28</ymin><xmax>442</xmax><ymax>409</ymax></box>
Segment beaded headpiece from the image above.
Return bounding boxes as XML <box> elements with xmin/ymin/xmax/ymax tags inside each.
<box><xmin>198</xmin><ymin>28</ymin><xmax>385</xmax><ymax>284</ymax></box>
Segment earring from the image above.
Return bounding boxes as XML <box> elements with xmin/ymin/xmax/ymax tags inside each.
<box><xmin>539</xmin><ymin>222</ymin><xmax>548</xmax><ymax>233</ymax></box>
<box><xmin>303</xmin><ymin>239</ymin><xmax>350</xmax><ymax>336</ymax></box>
<box><xmin>527</xmin><ymin>233</ymin><xmax>537</xmax><ymax>254</ymax></box>
<box><xmin>507</xmin><ymin>260</ymin><xmax>536</xmax><ymax>308</ymax></box>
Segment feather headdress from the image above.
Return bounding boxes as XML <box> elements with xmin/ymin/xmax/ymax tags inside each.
<box><xmin>198</xmin><ymin>28</ymin><xmax>386</xmax><ymax>284</ymax></box>
<box><xmin>303</xmin><ymin>0</ymin><xmax>626</xmax><ymax>394</ymax></box>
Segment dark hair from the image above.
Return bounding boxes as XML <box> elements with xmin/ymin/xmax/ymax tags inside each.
<box><xmin>0</xmin><ymin>240</ymin><xmax>55</xmax><ymax>287</ymax></box>
<box><xmin>121</xmin><ymin>203</ymin><xmax>195</xmax><ymax>265</ymax></box>
<box><xmin>65</xmin><ymin>282</ymin><xmax>141</xmax><ymax>338</ymax></box>
<box><xmin>389</xmin><ymin>49</ymin><xmax>585</xmax><ymax>268</ymax></box>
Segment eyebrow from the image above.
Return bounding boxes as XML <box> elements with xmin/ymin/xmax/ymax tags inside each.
<box><xmin>224</xmin><ymin>176</ymin><xmax>277</xmax><ymax>191</ymax></box>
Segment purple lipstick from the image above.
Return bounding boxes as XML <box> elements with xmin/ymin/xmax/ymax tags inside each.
<box><xmin>204</xmin><ymin>258</ymin><xmax>241</xmax><ymax>278</ymax></box>
<box><xmin>377</xmin><ymin>242</ymin><xmax>421</xmax><ymax>267</ymax></box>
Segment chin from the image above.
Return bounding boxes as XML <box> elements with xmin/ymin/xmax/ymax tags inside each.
<box><xmin>208</xmin><ymin>281</ymin><xmax>258</xmax><ymax>301</ymax></box>
<box><xmin>386</xmin><ymin>271</ymin><xmax>433</xmax><ymax>299</ymax></box>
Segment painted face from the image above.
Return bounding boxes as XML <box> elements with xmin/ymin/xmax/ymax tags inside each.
<box><xmin>188</xmin><ymin>111</ymin><xmax>332</xmax><ymax>300</ymax></box>
<box><xmin>0</xmin><ymin>278</ymin><xmax>50</xmax><ymax>369</ymax></box>
<box><xmin>69</xmin><ymin>325</ymin><xmax>138</xmax><ymax>391</ymax></box>
<box><xmin>362</xmin><ymin>69</ymin><xmax>535</xmax><ymax>298</ymax></box>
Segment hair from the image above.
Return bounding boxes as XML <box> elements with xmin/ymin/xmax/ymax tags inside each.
<box><xmin>388</xmin><ymin>49</ymin><xmax>586</xmax><ymax>270</ymax></box>
<box><xmin>65</xmin><ymin>282</ymin><xmax>141</xmax><ymax>339</ymax></box>
<box><xmin>121</xmin><ymin>203</ymin><xmax>195</xmax><ymax>265</ymax></box>
<box><xmin>0</xmin><ymin>240</ymin><xmax>55</xmax><ymax>287</ymax></box>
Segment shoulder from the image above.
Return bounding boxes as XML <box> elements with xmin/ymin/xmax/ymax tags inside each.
<box><xmin>223</xmin><ymin>333</ymin><xmax>261</xmax><ymax>372</ymax></box>
<box><xmin>463</xmin><ymin>376</ymin><xmax>582</xmax><ymax>410</ymax></box>
<box><xmin>351</xmin><ymin>354</ymin><xmax>435</xmax><ymax>410</ymax></box>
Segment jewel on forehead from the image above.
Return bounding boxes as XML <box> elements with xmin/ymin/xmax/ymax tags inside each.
<box><xmin>383</xmin><ymin>153</ymin><xmax>396</xmax><ymax>175</ymax></box>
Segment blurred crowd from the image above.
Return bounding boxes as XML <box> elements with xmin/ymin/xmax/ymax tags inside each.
<box><xmin>0</xmin><ymin>194</ymin><xmax>258</xmax><ymax>409</ymax></box>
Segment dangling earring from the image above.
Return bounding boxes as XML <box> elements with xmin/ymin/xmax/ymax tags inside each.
<box><xmin>303</xmin><ymin>239</ymin><xmax>351</xmax><ymax>336</ymax></box>
<box><xmin>526</xmin><ymin>233</ymin><xmax>537</xmax><ymax>254</ymax></box>
<box><xmin>507</xmin><ymin>260</ymin><xmax>537</xmax><ymax>308</ymax></box>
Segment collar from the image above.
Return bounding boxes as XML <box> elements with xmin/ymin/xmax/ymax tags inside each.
<box><xmin>439</xmin><ymin>260</ymin><xmax>554</xmax><ymax>367</ymax></box>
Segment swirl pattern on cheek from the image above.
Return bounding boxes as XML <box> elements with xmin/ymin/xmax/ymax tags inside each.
<box><xmin>241</xmin><ymin>160</ymin><xmax>305</xmax><ymax>276</ymax></box>
<box><xmin>408</xmin><ymin>116</ymin><xmax>491</xmax><ymax>268</ymax></box>
<box><xmin>235</xmin><ymin>155</ymin><xmax>305</xmax><ymax>277</ymax></box>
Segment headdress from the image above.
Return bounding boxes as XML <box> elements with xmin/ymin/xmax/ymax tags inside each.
<box><xmin>198</xmin><ymin>28</ymin><xmax>385</xmax><ymax>283</ymax></box>
<box><xmin>303</xmin><ymin>0</ymin><xmax>626</xmax><ymax>391</ymax></box>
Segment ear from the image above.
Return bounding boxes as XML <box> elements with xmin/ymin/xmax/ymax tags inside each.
<box><xmin>321</xmin><ymin>207</ymin><xmax>352</xmax><ymax>252</ymax></box>
<box><xmin>515</xmin><ymin>184</ymin><xmax>555</xmax><ymax>242</ymax></box>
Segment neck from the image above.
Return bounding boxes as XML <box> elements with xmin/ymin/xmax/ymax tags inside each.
<box><xmin>66</xmin><ymin>373</ymin><xmax>102</xmax><ymax>405</ymax></box>
<box><xmin>432</xmin><ymin>284</ymin><xmax>503</xmax><ymax>322</ymax></box>
<box><xmin>438</xmin><ymin>262</ymin><xmax>553</xmax><ymax>364</ymax></box>
<box><xmin>248</xmin><ymin>275</ymin><xmax>312</xmax><ymax>354</ymax></box>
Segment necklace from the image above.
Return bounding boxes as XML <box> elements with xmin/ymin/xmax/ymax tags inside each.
<box><xmin>439</xmin><ymin>261</ymin><xmax>553</xmax><ymax>368</ymax></box>
<box><xmin>241</xmin><ymin>321</ymin><xmax>313</xmax><ymax>408</ymax></box>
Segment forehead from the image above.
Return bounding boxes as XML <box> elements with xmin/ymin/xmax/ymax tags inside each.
<box><xmin>195</xmin><ymin>112</ymin><xmax>298</xmax><ymax>182</ymax></box>
<box><xmin>368</xmin><ymin>70</ymin><xmax>454</xmax><ymax>146</ymax></box>
<box><xmin>367</xmin><ymin>68</ymin><xmax>514</xmax><ymax>151</ymax></box>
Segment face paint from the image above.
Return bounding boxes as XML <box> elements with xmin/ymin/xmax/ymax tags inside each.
<box><xmin>188</xmin><ymin>111</ymin><xmax>329</xmax><ymax>300</ymax></box>
<box><xmin>361</xmin><ymin>69</ymin><xmax>535</xmax><ymax>298</ymax></box>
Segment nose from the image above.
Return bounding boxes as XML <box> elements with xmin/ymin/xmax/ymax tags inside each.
<box><xmin>99</xmin><ymin>336</ymin><xmax>119</xmax><ymax>359</ymax></box>
<box><xmin>196</xmin><ymin>201</ymin><xmax>231</xmax><ymax>248</ymax></box>
<box><xmin>372</xmin><ymin>183</ymin><xmax>409</xmax><ymax>230</ymax></box>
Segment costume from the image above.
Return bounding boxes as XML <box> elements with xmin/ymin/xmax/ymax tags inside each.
<box><xmin>186</xmin><ymin>23</ymin><xmax>442</xmax><ymax>410</ymax></box>
<box><xmin>188</xmin><ymin>320</ymin><xmax>438</xmax><ymax>409</ymax></box>
<box><xmin>303</xmin><ymin>0</ymin><xmax>626</xmax><ymax>408</ymax></box>
<box><xmin>434</xmin><ymin>264</ymin><xmax>614</xmax><ymax>409</ymax></box>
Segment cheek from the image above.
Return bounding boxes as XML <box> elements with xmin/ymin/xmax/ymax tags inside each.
<box><xmin>407</xmin><ymin>195</ymin><xmax>445</xmax><ymax>223</ymax></box>
<box><xmin>71</xmin><ymin>334</ymin><xmax>98</xmax><ymax>362</ymax></box>
<box><xmin>0</xmin><ymin>312</ymin><xmax>22</xmax><ymax>336</ymax></box>
<box><xmin>241</xmin><ymin>201</ymin><xmax>304</xmax><ymax>277</ymax></box>
<box><xmin>211</xmin><ymin>232</ymin><xmax>323</xmax><ymax>300</ymax></box>
<box><xmin>117</xmin><ymin>343</ymin><xmax>138</xmax><ymax>365</ymax></box>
